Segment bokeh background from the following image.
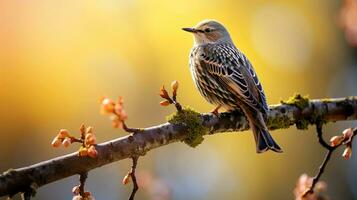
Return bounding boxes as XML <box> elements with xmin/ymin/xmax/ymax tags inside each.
<box><xmin>1</xmin><ymin>0</ymin><xmax>357</xmax><ymax>199</ymax></box>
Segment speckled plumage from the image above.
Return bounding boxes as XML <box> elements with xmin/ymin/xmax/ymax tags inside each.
<box><xmin>184</xmin><ymin>20</ymin><xmax>282</xmax><ymax>153</ymax></box>
<box><xmin>189</xmin><ymin>42</ymin><xmax>269</xmax><ymax>112</ymax></box>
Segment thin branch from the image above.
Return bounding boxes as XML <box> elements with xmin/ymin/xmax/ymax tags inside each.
<box><xmin>315</xmin><ymin>121</ymin><xmax>333</xmax><ymax>150</ymax></box>
<box><xmin>78</xmin><ymin>172</ymin><xmax>88</xmax><ymax>197</ymax></box>
<box><xmin>173</xmin><ymin>101</ymin><xmax>182</xmax><ymax>111</ymax></box>
<box><xmin>69</xmin><ymin>137</ymin><xmax>83</xmax><ymax>144</ymax></box>
<box><xmin>123</xmin><ymin>122</ymin><xmax>141</xmax><ymax>133</ymax></box>
<box><xmin>1</xmin><ymin>96</ymin><xmax>357</xmax><ymax>197</ymax></box>
<box><xmin>303</xmin><ymin>126</ymin><xmax>357</xmax><ymax>197</ymax></box>
<box><xmin>129</xmin><ymin>156</ymin><xmax>139</xmax><ymax>200</ymax></box>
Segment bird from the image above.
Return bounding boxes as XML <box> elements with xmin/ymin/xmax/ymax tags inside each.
<box><xmin>182</xmin><ymin>19</ymin><xmax>282</xmax><ymax>153</ymax></box>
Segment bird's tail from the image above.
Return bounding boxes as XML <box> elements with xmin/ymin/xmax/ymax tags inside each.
<box><xmin>252</xmin><ymin>125</ymin><xmax>282</xmax><ymax>153</ymax></box>
<box><xmin>240</xmin><ymin>104</ymin><xmax>283</xmax><ymax>153</ymax></box>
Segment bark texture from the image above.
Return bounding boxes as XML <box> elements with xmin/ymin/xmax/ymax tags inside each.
<box><xmin>1</xmin><ymin>96</ymin><xmax>356</xmax><ymax>197</ymax></box>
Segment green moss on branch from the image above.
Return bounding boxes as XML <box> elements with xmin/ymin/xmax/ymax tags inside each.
<box><xmin>280</xmin><ymin>93</ymin><xmax>312</xmax><ymax>129</ymax></box>
<box><xmin>167</xmin><ymin>107</ymin><xmax>208</xmax><ymax>147</ymax></box>
<box><xmin>267</xmin><ymin>115</ymin><xmax>292</xmax><ymax>130</ymax></box>
<box><xmin>279</xmin><ymin>93</ymin><xmax>327</xmax><ymax>130</ymax></box>
<box><xmin>281</xmin><ymin>93</ymin><xmax>310</xmax><ymax>110</ymax></box>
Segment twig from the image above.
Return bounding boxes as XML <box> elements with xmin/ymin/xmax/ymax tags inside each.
<box><xmin>1</xmin><ymin>97</ymin><xmax>357</xmax><ymax>197</ymax></box>
<box><xmin>173</xmin><ymin>101</ymin><xmax>182</xmax><ymax>111</ymax></box>
<box><xmin>303</xmin><ymin>149</ymin><xmax>334</xmax><ymax>197</ymax></box>
<box><xmin>315</xmin><ymin>121</ymin><xmax>333</xmax><ymax>150</ymax></box>
<box><xmin>129</xmin><ymin>156</ymin><xmax>139</xmax><ymax>200</ymax></box>
<box><xmin>303</xmin><ymin>124</ymin><xmax>357</xmax><ymax>197</ymax></box>
<box><xmin>159</xmin><ymin>83</ymin><xmax>182</xmax><ymax>111</ymax></box>
<box><xmin>78</xmin><ymin>172</ymin><xmax>88</xmax><ymax>197</ymax></box>
<box><xmin>69</xmin><ymin>137</ymin><xmax>83</xmax><ymax>144</ymax></box>
<box><xmin>123</xmin><ymin>122</ymin><xmax>142</xmax><ymax>133</ymax></box>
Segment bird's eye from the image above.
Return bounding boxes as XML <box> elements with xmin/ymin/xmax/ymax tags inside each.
<box><xmin>204</xmin><ymin>28</ymin><xmax>212</xmax><ymax>33</ymax></box>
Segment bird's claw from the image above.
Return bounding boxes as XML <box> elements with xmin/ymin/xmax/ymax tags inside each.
<box><xmin>211</xmin><ymin>105</ymin><xmax>221</xmax><ymax>116</ymax></box>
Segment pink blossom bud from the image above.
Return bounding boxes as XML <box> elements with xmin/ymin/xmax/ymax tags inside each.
<box><xmin>72</xmin><ymin>185</ymin><xmax>80</xmax><ymax>195</ymax></box>
<box><xmin>122</xmin><ymin>173</ymin><xmax>131</xmax><ymax>185</ymax></box>
<box><xmin>79</xmin><ymin>124</ymin><xmax>86</xmax><ymax>134</ymax></box>
<box><xmin>85</xmin><ymin>133</ymin><xmax>97</xmax><ymax>146</ymax></box>
<box><xmin>114</xmin><ymin>103</ymin><xmax>123</xmax><ymax>114</ymax></box>
<box><xmin>86</xmin><ymin>126</ymin><xmax>93</xmax><ymax>133</ymax></box>
<box><xmin>87</xmin><ymin>146</ymin><xmax>98</xmax><ymax>158</ymax></box>
<box><xmin>101</xmin><ymin>98</ymin><xmax>115</xmax><ymax>114</ymax></box>
<box><xmin>51</xmin><ymin>137</ymin><xmax>61</xmax><ymax>148</ymax></box>
<box><xmin>342</xmin><ymin>147</ymin><xmax>352</xmax><ymax>160</ymax></box>
<box><xmin>58</xmin><ymin>129</ymin><xmax>69</xmax><ymax>139</ymax></box>
<box><xmin>119</xmin><ymin>110</ymin><xmax>128</xmax><ymax>121</ymax></box>
<box><xmin>62</xmin><ymin>138</ymin><xmax>72</xmax><ymax>148</ymax></box>
<box><xmin>342</xmin><ymin>128</ymin><xmax>353</xmax><ymax>139</ymax></box>
<box><xmin>330</xmin><ymin>136</ymin><xmax>344</xmax><ymax>147</ymax></box>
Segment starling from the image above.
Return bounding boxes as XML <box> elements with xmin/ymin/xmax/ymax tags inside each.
<box><xmin>183</xmin><ymin>19</ymin><xmax>282</xmax><ymax>153</ymax></box>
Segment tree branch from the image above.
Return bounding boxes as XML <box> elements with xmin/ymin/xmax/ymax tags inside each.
<box><xmin>1</xmin><ymin>96</ymin><xmax>357</xmax><ymax>197</ymax></box>
<box><xmin>129</xmin><ymin>156</ymin><xmax>139</xmax><ymax>200</ymax></box>
<box><xmin>302</xmin><ymin>125</ymin><xmax>357</xmax><ymax>197</ymax></box>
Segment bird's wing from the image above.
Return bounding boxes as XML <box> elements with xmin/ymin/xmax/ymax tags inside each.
<box><xmin>242</xmin><ymin>54</ymin><xmax>269</xmax><ymax>113</ymax></box>
<box><xmin>198</xmin><ymin>43</ymin><xmax>268</xmax><ymax>114</ymax></box>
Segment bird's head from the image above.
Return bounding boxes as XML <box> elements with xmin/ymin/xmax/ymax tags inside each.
<box><xmin>182</xmin><ymin>20</ymin><xmax>232</xmax><ymax>45</ymax></box>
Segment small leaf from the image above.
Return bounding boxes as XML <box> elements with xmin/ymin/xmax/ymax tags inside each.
<box><xmin>80</xmin><ymin>124</ymin><xmax>86</xmax><ymax>134</ymax></box>
<box><xmin>160</xmin><ymin>100</ymin><xmax>170</xmax><ymax>106</ymax></box>
<box><xmin>159</xmin><ymin>85</ymin><xmax>170</xmax><ymax>99</ymax></box>
<box><xmin>171</xmin><ymin>80</ymin><xmax>179</xmax><ymax>91</ymax></box>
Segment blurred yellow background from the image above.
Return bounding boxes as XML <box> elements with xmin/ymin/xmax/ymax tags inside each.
<box><xmin>1</xmin><ymin>0</ymin><xmax>357</xmax><ymax>199</ymax></box>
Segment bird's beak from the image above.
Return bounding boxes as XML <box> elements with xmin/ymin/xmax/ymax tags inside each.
<box><xmin>182</xmin><ymin>27</ymin><xmax>196</xmax><ymax>33</ymax></box>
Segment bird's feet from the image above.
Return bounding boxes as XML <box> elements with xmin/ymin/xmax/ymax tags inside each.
<box><xmin>211</xmin><ymin>105</ymin><xmax>221</xmax><ymax>116</ymax></box>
